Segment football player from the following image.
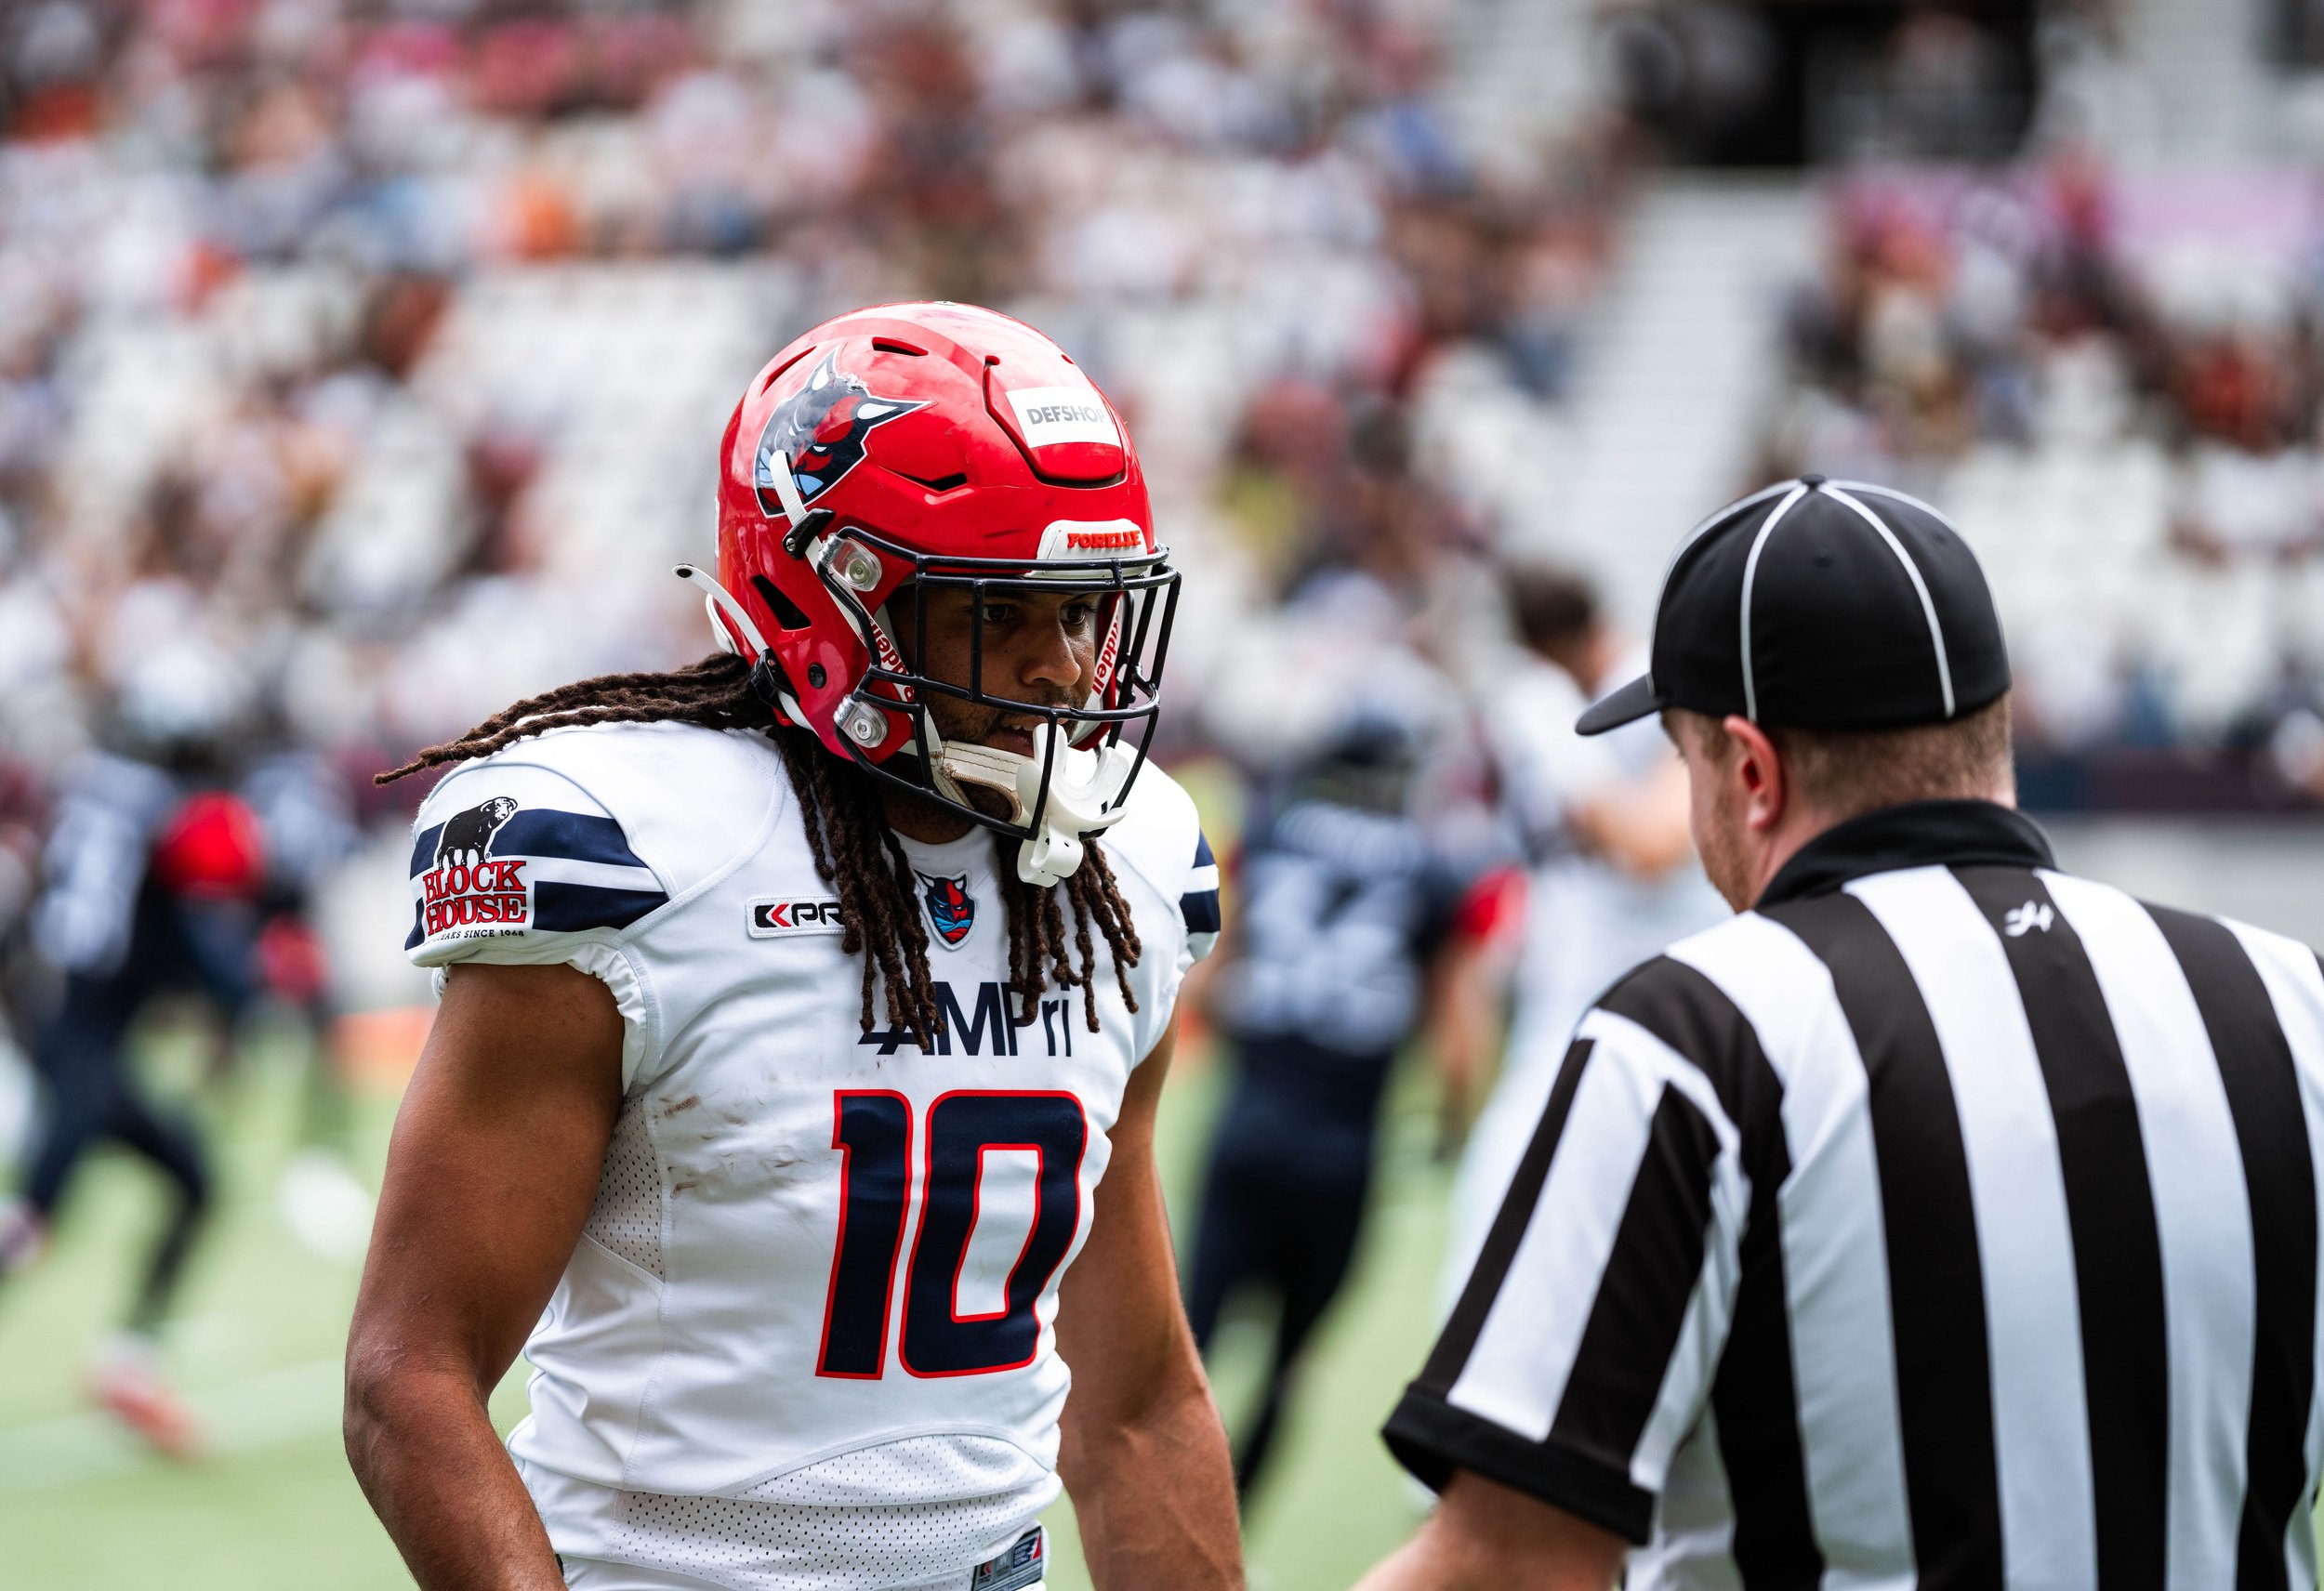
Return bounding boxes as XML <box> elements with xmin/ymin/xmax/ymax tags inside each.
<box><xmin>4</xmin><ymin>794</ymin><xmax>257</xmax><ymax>1453</ymax></box>
<box><xmin>344</xmin><ymin>303</ymin><xmax>1242</xmax><ymax>1591</ymax></box>
<box><xmin>1184</xmin><ymin>703</ymin><xmax>1499</xmax><ymax>1499</ymax></box>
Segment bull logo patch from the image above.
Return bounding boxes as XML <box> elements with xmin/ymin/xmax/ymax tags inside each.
<box><xmin>418</xmin><ymin>797</ymin><xmax>529</xmax><ymax>943</ymax></box>
<box><xmin>436</xmin><ymin>797</ymin><xmax>518</xmax><ymax>865</ymax></box>
<box><xmin>754</xmin><ymin>351</ymin><xmax>928</xmax><ymax>514</ymax></box>
<box><xmin>918</xmin><ymin>872</ymin><xmax>976</xmax><ymax>946</ymax></box>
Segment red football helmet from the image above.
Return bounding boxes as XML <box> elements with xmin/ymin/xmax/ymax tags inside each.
<box><xmin>682</xmin><ymin>302</ymin><xmax>1179</xmax><ymax>886</ymax></box>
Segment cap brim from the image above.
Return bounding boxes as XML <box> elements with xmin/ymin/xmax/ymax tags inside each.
<box><xmin>1575</xmin><ymin>673</ymin><xmax>1661</xmax><ymax>736</ymax></box>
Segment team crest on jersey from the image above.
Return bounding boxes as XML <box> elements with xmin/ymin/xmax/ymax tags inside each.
<box><xmin>918</xmin><ymin>872</ymin><xmax>976</xmax><ymax>945</ymax></box>
<box><xmin>754</xmin><ymin>351</ymin><xmax>928</xmax><ymax>513</ymax></box>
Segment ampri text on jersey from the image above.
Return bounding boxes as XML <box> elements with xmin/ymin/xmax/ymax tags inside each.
<box><xmin>858</xmin><ymin>980</ymin><xmax>1090</xmax><ymax>1059</ymax></box>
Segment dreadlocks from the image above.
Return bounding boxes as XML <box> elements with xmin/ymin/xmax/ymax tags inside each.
<box><xmin>378</xmin><ymin>653</ymin><xmax>1142</xmax><ymax>1048</ymax></box>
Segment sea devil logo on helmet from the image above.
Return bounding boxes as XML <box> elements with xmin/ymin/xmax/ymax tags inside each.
<box><xmin>753</xmin><ymin>351</ymin><xmax>929</xmax><ymax>514</ymax></box>
<box><xmin>918</xmin><ymin>872</ymin><xmax>976</xmax><ymax>946</ymax></box>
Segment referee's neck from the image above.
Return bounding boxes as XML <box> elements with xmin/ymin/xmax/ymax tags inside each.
<box><xmin>1680</xmin><ymin>709</ymin><xmax>2017</xmax><ymax>913</ymax></box>
<box><xmin>1741</xmin><ymin>785</ymin><xmax>2021</xmax><ymax>910</ymax></box>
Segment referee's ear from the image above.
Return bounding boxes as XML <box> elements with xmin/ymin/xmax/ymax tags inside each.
<box><xmin>1719</xmin><ymin>714</ymin><xmax>1791</xmax><ymax>838</ymax></box>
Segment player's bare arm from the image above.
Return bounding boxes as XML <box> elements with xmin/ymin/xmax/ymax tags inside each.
<box><xmin>1053</xmin><ymin>1020</ymin><xmax>1242</xmax><ymax>1590</ymax></box>
<box><xmin>344</xmin><ymin>961</ymin><xmax>624</xmax><ymax>1591</ymax></box>
<box><xmin>1353</xmin><ymin>1472</ymin><xmax>1622</xmax><ymax>1591</ymax></box>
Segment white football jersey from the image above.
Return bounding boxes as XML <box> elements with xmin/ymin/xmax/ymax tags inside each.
<box><xmin>402</xmin><ymin>721</ymin><xmax>1218</xmax><ymax>1591</ymax></box>
<box><xmin>1443</xmin><ymin>651</ymin><xmax>1725</xmax><ymax>1302</ymax></box>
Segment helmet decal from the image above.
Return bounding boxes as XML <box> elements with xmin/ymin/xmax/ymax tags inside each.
<box><xmin>753</xmin><ymin>351</ymin><xmax>928</xmax><ymax>513</ymax></box>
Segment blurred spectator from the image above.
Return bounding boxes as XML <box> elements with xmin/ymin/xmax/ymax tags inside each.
<box><xmin>0</xmin><ymin>0</ymin><xmax>1628</xmax><ymax>803</ymax></box>
<box><xmin>1763</xmin><ymin>162</ymin><xmax>2324</xmax><ymax>774</ymax></box>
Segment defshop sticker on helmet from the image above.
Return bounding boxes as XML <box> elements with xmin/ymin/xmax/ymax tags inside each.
<box><xmin>1006</xmin><ymin>385</ymin><xmax>1120</xmax><ymax>450</ymax></box>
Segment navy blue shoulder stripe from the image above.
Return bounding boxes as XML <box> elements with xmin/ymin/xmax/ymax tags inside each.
<box><xmin>409</xmin><ymin>822</ymin><xmax>443</xmax><ymax>878</ymax></box>
<box><xmin>409</xmin><ymin>809</ymin><xmax>645</xmax><ymax>875</ymax></box>
<box><xmin>491</xmin><ymin>809</ymin><xmax>645</xmax><ymax>868</ymax></box>
<box><xmin>534</xmin><ymin>882</ymin><xmax>668</xmax><ymax>933</ymax></box>
<box><xmin>1182</xmin><ymin>828</ymin><xmax>1221</xmax><ymax>933</ymax></box>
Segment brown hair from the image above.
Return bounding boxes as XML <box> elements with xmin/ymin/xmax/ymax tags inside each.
<box><xmin>379</xmin><ymin>653</ymin><xmax>1141</xmax><ymax>1046</ymax></box>
<box><xmin>1505</xmin><ymin>565</ymin><xmax>1600</xmax><ymax>656</ymax></box>
<box><xmin>1671</xmin><ymin>696</ymin><xmax>2015</xmax><ymax>818</ymax></box>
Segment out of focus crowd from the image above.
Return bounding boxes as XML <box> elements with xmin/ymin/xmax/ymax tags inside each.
<box><xmin>0</xmin><ymin>0</ymin><xmax>1627</xmax><ymax>1446</ymax></box>
<box><xmin>0</xmin><ymin>0</ymin><xmax>1628</xmax><ymax>1001</ymax></box>
<box><xmin>0</xmin><ymin>0</ymin><xmax>1621</xmax><ymax>803</ymax></box>
<box><xmin>0</xmin><ymin>0</ymin><xmax>1596</xmax><ymax>1448</ymax></box>
<box><xmin>1763</xmin><ymin>163</ymin><xmax>2324</xmax><ymax>796</ymax></box>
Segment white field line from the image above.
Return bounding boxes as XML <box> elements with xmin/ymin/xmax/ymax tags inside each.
<box><xmin>0</xmin><ymin>1357</ymin><xmax>343</xmax><ymax>1495</ymax></box>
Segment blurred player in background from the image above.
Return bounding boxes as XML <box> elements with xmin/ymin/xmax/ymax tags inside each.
<box><xmin>1187</xmin><ymin>702</ymin><xmax>1500</xmax><ymax>1501</ymax></box>
<box><xmin>0</xmin><ymin>659</ymin><xmax>271</xmax><ymax>1457</ymax></box>
<box><xmin>1442</xmin><ymin>568</ymin><xmax>1724</xmax><ymax>1296</ymax></box>
<box><xmin>0</xmin><ymin>759</ymin><xmax>46</xmax><ymax>1169</ymax></box>
<box><xmin>344</xmin><ymin>303</ymin><xmax>1240</xmax><ymax>1591</ymax></box>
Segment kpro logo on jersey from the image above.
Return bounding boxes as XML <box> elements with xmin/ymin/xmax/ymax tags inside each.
<box><xmin>747</xmin><ymin>897</ymin><xmax>844</xmax><ymax>938</ymax></box>
<box><xmin>918</xmin><ymin>872</ymin><xmax>975</xmax><ymax>946</ymax></box>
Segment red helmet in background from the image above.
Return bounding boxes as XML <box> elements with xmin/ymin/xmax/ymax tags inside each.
<box><xmin>685</xmin><ymin>302</ymin><xmax>1180</xmax><ymax>885</ymax></box>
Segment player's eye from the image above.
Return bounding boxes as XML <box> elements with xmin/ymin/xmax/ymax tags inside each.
<box><xmin>1060</xmin><ymin>601</ymin><xmax>1097</xmax><ymax>635</ymax></box>
<box><xmin>977</xmin><ymin>600</ymin><xmax>1015</xmax><ymax>625</ymax></box>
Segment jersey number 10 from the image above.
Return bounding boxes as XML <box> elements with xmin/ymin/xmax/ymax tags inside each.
<box><xmin>818</xmin><ymin>1090</ymin><xmax>1089</xmax><ymax>1379</ymax></box>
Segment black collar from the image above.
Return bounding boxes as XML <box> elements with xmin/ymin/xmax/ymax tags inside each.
<box><xmin>1755</xmin><ymin>798</ymin><xmax>2055</xmax><ymax>909</ymax></box>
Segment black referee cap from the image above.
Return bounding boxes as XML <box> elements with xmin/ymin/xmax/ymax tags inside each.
<box><xmin>1577</xmin><ymin>476</ymin><xmax>2010</xmax><ymax>736</ymax></box>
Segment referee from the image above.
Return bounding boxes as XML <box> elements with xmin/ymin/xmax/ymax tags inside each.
<box><xmin>1363</xmin><ymin>476</ymin><xmax>2324</xmax><ymax>1590</ymax></box>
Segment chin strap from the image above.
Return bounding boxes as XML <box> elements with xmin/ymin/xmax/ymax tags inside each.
<box><xmin>673</xmin><ymin>562</ymin><xmax>812</xmax><ymax>726</ymax></box>
<box><xmin>912</xmin><ymin>720</ymin><xmax>1137</xmax><ymax>888</ymax></box>
<box><xmin>674</xmin><ymin>562</ymin><xmax>767</xmax><ymax>658</ymax></box>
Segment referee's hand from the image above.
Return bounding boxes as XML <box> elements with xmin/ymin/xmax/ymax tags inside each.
<box><xmin>1352</xmin><ymin>1470</ymin><xmax>1624</xmax><ymax>1591</ymax></box>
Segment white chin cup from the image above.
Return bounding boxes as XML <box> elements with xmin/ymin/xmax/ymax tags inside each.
<box><xmin>935</xmin><ymin>724</ymin><xmax>1137</xmax><ymax>888</ymax></box>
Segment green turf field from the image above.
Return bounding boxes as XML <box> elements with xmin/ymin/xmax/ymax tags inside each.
<box><xmin>0</xmin><ymin>1023</ymin><xmax>1450</xmax><ymax>1589</ymax></box>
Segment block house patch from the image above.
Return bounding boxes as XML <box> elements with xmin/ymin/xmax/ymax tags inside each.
<box><xmin>407</xmin><ymin>801</ymin><xmax>669</xmax><ymax>952</ymax></box>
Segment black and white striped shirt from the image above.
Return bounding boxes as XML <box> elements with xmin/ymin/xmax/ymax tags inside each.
<box><xmin>1387</xmin><ymin>799</ymin><xmax>2324</xmax><ymax>1590</ymax></box>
